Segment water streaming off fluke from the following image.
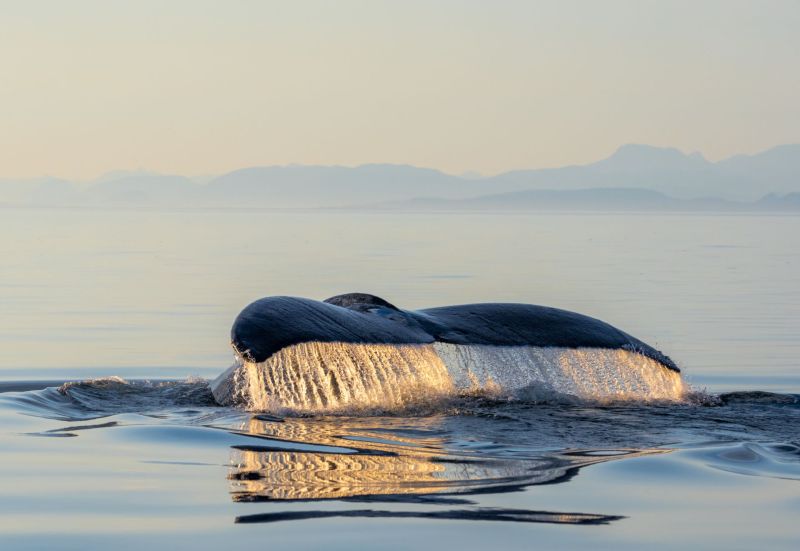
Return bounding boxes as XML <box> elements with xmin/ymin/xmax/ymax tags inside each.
<box><xmin>211</xmin><ymin>342</ymin><xmax>686</xmax><ymax>414</ymax></box>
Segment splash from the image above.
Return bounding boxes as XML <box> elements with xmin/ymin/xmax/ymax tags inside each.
<box><xmin>435</xmin><ymin>343</ymin><xmax>685</xmax><ymax>402</ymax></box>
<box><xmin>211</xmin><ymin>342</ymin><xmax>687</xmax><ymax>414</ymax></box>
<box><xmin>214</xmin><ymin>342</ymin><xmax>455</xmax><ymax>414</ymax></box>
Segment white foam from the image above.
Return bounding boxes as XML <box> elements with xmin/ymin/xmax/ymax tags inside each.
<box><xmin>210</xmin><ymin>342</ymin><xmax>686</xmax><ymax>414</ymax></box>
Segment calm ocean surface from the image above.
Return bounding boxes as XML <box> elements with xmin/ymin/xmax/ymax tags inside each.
<box><xmin>1</xmin><ymin>208</ymin><xmax>799</xmax><ymax>549</ymax></box>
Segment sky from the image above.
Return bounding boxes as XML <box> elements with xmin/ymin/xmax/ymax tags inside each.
<box><xmin>1</xmin><ymin>0</ymin><xmax>798</xmax><ymax>179</ymax></box>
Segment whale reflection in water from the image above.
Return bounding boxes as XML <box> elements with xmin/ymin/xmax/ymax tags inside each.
<box><xmin>226</xmin><ymin>416</ymin><xmax>667</xmax><ymax>525</ymax></box>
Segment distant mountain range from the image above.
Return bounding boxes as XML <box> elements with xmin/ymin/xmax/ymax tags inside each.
<box><xmin>1</xmin><ymin>144</ymin><xmax>799</xmax><ymax>211</ymax></box>
<box><xmin>361</xmin><ymin>188</ymin><xmax>800</xmax><ymax>212</ymax></box>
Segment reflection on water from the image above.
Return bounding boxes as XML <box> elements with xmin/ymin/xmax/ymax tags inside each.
<box><xmin>225</xmin><ymin>416</ymin><xmax>666</xmax><ymax>523</ymax></box>
<box><xmin>3</xmin><ymin>379</ymin><xmax>799</xmax><ymax>533</ymax></box>
<box><xmin>234</xmin><ymin>507</ymin><xmax>624</xmax><ymax>525</ymax></box>
<box><xmin>228</xmin><ymin>444</ymin><xmax>656</xmax><ymax>502</ymax></box>
<box><xmin>1</xmin><ymin>379</ymin><xmax>799</xmax><ymax>540</ymax></box>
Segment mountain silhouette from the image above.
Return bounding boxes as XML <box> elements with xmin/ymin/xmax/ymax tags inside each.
<box><xmin>1</xmin><ymin>144</ymin><xmax>798</xmax><ymax>208</ymax></box>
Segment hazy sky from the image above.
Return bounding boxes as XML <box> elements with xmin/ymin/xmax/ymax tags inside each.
<box><xmin>1</xmin><ymin>0</ymin><xmax>798</xmax><ymax>179</ymax></box>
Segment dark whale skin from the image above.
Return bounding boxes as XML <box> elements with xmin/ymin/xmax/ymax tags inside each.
<box><xmin>231</xmin><ymin>293</ymin><xmax>679</xmax><ymax>372</ymax></box>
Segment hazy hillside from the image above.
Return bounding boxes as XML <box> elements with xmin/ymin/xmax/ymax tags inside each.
<box><xmin>203</xmin><ymin>164</ymin><xmax>491</xmax><ymax>207</ymax></box>
<box><xmin>1</xmin><ymin>144</ymin><xmax>798</xmax><ymax>208</ymax></box>
<box><xmin>756</xmin><ymin>192</ymin><xmax>800</xmax><ymax>210</ymax></box>
<box><xmin>85</xmin><ymin>172</ymin><xmax>201</xmax><ymax>206</ymax></box>
<box><xmin>352</xmin><ymin>187</ymin><xmax>787</xmax><ymax>212</ymax></box>
<box><xmin>486</xmin><ymin>144</ymin><xmax>800</xmax><ymax>201</ymax></box>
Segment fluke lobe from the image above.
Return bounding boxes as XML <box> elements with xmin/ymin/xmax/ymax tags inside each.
<box><xmin>229</xmin><ymin>293</ymin><xmax>677</xmax><ymax>370</ymax></box>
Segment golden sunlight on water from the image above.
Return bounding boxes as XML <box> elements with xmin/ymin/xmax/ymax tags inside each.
<box><xmin>212</xmin><ymin>342</ymin><xmax>686</xmax><ymax>413</ymax></box>
<box><xmin>226</xmin><ymin>418</ymin><xmax>667</xmax><ymax>502</ymax></box>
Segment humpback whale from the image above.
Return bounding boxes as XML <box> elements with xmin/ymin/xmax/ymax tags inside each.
<box><xmin>211</xmin><ymin>293</ymin><xmax>685</xmax><ymax>412</ymax></box>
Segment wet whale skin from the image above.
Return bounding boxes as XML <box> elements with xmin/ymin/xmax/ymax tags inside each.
<box><xmin>231</xmin><ymin>293</ymin><xmax>678</xmax><ymax>373</ymax></box>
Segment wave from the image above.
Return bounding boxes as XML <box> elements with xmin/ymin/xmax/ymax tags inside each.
<box><xmin>58</xmin><ymin>376</ymin><xmax>216</xmax><ymax>411</ymax></box>
<box><xmin>0</xmin><ymin>377</ymin><xmax>216</xmax><ymax>421</ymax></box>
<box><xmin>718</xmin><ymin>391</ymin><xmax>799</xmax><ymax>405</ymax></box>
<box><xmin>2</xmin><ymin>371</ymin><xmax>795</xmax><ymax>423</ymax></box>
<box><xmin>2</xmin><ymin>377</ymin><xmax>798</xmax><ymax>467</ymax></box>
<box><xmin>211</xmin><ymin>342</ymin><xmax>687</xmax><ymax>414</ymax></box>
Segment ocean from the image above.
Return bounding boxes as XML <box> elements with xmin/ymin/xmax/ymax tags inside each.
<box><xmin>1</xmin><ymin>208</ymin><xmax>798</xmax><ymax>549</ymax></box>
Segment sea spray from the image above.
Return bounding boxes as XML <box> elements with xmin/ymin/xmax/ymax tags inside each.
<box><xmin>211</xmin><ymin>342</ymin><xmax>687</xmax><ymax>413</ymax></box>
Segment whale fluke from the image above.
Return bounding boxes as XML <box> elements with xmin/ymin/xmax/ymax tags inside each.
<box><xmin>211</xmin><ymin>294</ymin><xmax>684</xmax><ymax>413</ymax></box>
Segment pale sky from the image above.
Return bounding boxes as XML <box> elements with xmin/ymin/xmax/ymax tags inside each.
<box><xmin>1</xmin><ymin>0</ymin><xmax>798</xmax><ymax>179</ymax></box>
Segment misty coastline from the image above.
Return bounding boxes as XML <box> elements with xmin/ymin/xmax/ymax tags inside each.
<box><xmin>2</xmin><ymin>144</ymin><xmax>799</xmax><ymax>212</ymax></box>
